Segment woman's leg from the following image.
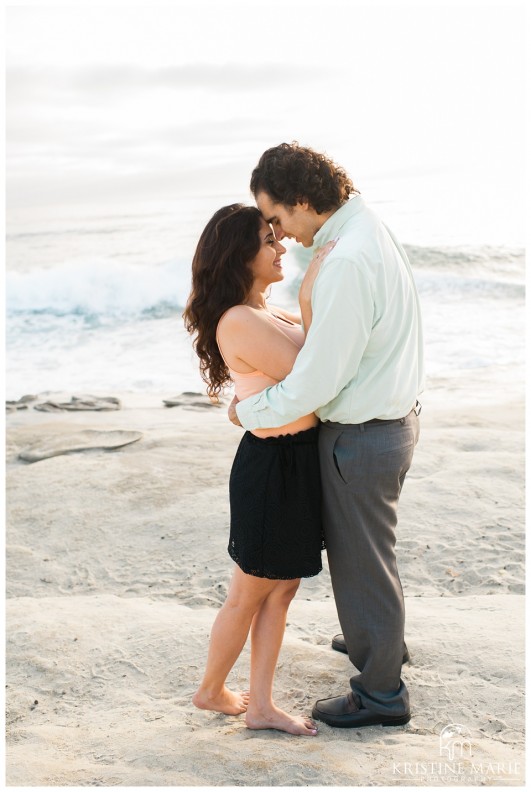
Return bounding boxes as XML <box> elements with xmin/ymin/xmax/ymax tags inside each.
<box><xmin>245</xmin><ymin>579</ymin><xmax>318</xmax><ymax>736</ymax></box>
<box><xmin>192</xmin><ymin>565</ymin><xmax>283</xmax><ymax>715</ymax></box>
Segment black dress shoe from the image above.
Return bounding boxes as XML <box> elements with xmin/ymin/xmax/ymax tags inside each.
<box><xmin>312</xmin><ymin>691</ymin><xmax>411</xmax><ymax>728</ymax></box>
<box><xmin>331</xmin><ymin>634</ymin><xmax>411</xmax><ymax>664</ymax></box>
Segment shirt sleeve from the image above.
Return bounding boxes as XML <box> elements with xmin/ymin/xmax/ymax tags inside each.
<box><xmin>235</xmin><ymin>256</ymin><xmax>374</xmax><ymax>429</ymax></box>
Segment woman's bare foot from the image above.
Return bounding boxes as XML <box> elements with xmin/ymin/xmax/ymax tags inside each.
<box><xmin>245</xmin><ymin>704</ymin><xmax>318</xmax><ymax>736</ymax></box>
<box><xmin>192</xmin><ymin>686</ymin><xmax>249</xmax><ymax>715</ymax></box>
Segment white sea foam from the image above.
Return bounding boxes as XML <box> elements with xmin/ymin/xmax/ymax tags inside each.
<box><xmin>6</xmin><ymin>258</ymin><xmax>192</xmax><ymax>317</ymax></box>
<box><xmin>5</xmin><ymin>207</ymin><xmax>525</xmax><ymax>400</ymax></box>
<box><xmin>6</xmin><ymin>244</ymin><xmax>525</xmax><ymax>318</ymax></box>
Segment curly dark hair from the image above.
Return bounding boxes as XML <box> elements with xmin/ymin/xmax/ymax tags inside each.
<box><xmin>250</xmin><ymin>141</ymin><xmax>357</xmax><ymax>214</ymax></box>
<box><xmin>183</xmin><ymin>204</ymin><xmax>263</xmax><ymax>401</ymax></box>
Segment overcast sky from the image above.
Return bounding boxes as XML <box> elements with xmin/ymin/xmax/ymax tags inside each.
<box><xmin>5</xmin><ymin>0</ymin><xmax>527</xmax><ymax>243</ymax></box>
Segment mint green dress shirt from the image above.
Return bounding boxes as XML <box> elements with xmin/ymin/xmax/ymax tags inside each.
<box><xmin>236</xmin><ymin>196</ymin><xmax>425</xmax><ymax>428</ymax></box>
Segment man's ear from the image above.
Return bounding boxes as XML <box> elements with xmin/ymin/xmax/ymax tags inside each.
<box><xmin>296</xmin><ymin>201</ymin><xmax>310</xmax><ymax>211</ymax></box>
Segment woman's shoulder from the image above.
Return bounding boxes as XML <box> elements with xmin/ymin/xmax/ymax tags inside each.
<box><xmin>220</xmin><ymin>304</ymin><xmax>287</xmax><ymax>327</ymax></box>
<box><xmin>217</xmin><ymin>306</ymin><xmax>265</xmax><ymax>342</ymax></box>
<box><xmin>218</xmin><ymin>304</ymin><xmax>256</xmax><ymax>329</ymax></box>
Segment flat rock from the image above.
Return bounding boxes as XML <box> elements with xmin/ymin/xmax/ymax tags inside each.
<box><xmin>34</xmin><ymin>396</ymin><xmax>121</xmax><ymax>412</ymax></box>
<box><xmin>6</xmin><ymin>395</ymin><xmax>38</xmax><ymax>412</ymax></box>
<box><xmin>163</xmin><ymin>391</ymin><xmax>221</xmax><ymax>409</ymax></box>
<box><xmin>18</xmin><ymin>429</ymin><xmax>142</xmax><ymax>463</ymax></box>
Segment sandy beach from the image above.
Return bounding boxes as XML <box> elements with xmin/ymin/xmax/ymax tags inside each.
<box><xmin>5</xmin><ymin>371</ymin><xmax>525</xmax><ymax>787</ymax></box>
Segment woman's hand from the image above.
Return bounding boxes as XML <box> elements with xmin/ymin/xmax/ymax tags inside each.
<box><xmin>299</xmin><ymin>239</ymin><xmax>338</xmax><ymax>333</ymax></box>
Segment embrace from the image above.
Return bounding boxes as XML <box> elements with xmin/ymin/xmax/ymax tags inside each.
<box><xmin>184</xmin><ymin>142</ymin><xmax>424</xmax><ymax>736</ymax></box>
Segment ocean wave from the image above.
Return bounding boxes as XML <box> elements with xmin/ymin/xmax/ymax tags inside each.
<box><xmin>6</xmin><ymin>258</ymin><xmax>190</xmax><ymax>318</ymax></box>
<box><xmin>405</xmin><ymin>245</ymin><xmax>525</xmax><ymax>300</ymax></box>
<box><xmin>414</xmin><ymin>272</ymin><xmax>525</xmax><ymax>301</ymax></box>
<box><xmin>404</xmin><ymin>243</ymin><xmax>525</xmax><ymax>281</ymax></box>
<box><xmin>6</xmin><ymin>244</ymin><xmax>525</xmax><ymax>319</ymax></box>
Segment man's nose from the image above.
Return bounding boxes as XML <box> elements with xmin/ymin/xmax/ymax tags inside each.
<box><xmin>274</xmin><ymin>223</ymin><xmax>286</xmax><ymax>241</ymax></box>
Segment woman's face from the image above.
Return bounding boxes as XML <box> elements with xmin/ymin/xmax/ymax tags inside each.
<box><xmin>249</xmin><ymin>219</ymin><xmax>287</xmax><ymax>289</ymax></box>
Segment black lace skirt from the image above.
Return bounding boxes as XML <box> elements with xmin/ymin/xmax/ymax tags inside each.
<box><xmin>228</xmin><ymin>426</ymin><xmax>324</xmax><ymax>579</ymax></box>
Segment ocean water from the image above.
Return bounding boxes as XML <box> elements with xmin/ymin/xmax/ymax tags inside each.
<box><xmin>5</xmin><ymin>198</ymin><xmax>525</xmax><ymax>402</ymax></box>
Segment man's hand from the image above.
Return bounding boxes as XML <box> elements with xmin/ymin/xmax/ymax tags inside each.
<box><xmin>228</xmin><ymin>395</ymin><xmax>242</xmax><ymax>426</ymax></box>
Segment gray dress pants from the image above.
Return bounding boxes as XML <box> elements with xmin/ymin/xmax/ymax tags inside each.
<box><xmin>319</xmin><ymin>410</ymin><xmax>420</xmax><ymax>716</ymax></box>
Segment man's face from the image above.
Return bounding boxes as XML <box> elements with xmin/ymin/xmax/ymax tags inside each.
<box><xmin>255</xmin><ymin>191</ymin><xmax>318</xmax><ymax>248</ymax></box>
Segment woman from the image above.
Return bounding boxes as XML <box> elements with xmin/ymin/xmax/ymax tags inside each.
<box><xmin>183</xmin><ymin>204</ymin><xmax>327</xmax><ymax>736</ymax></box>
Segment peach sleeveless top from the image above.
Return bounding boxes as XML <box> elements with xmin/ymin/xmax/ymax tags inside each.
<box><xmin>216</xmin><ymin>310</ymin><xmax>317</xmax><ymax>439</ymax></box>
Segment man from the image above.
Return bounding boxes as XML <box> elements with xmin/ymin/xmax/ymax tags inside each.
<box><xmin>231</xmin><ymin>142</ymin><xmax>424</xmax><ymax>728</ymax></box>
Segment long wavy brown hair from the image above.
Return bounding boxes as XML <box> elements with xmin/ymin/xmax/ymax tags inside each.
<box><xmin>183</xmin><ymin>204</ymin><xmax>263</xmax><ymax>401</ymax></box>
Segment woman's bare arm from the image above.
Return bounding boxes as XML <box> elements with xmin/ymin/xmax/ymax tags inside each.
<box><xmin>299</xmin><ymin>240</ymin><xmax>338</xmax><ymax>334</ymax></box>
<box><xmin>218</xmin><ymin>306</ymin><xmax>301</xmax><ymax>382</ymax></box>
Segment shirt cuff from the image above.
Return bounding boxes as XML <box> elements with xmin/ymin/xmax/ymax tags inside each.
<box><xmin>235</xmin><ymin>391</ymin><xmax>269</xmax><ymax>429</ymax></box>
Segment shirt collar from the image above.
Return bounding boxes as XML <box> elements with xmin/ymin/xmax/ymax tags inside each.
<box><xmin>313</xmin><ymin>194</ymin><xmax>364</xmax><ymax>248</ymax></box>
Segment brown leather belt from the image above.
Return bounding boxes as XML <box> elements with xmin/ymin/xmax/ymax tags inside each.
<box><xmin>366</xmin><ymin>401</ymin><xmax>422</xmax><ymax>424</ymax></box>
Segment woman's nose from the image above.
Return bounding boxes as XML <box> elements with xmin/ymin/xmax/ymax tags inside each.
<box><xmin>276</xmin><ymin>240</ymin><xmax>287</xmax><ymax>254</ymax></box>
